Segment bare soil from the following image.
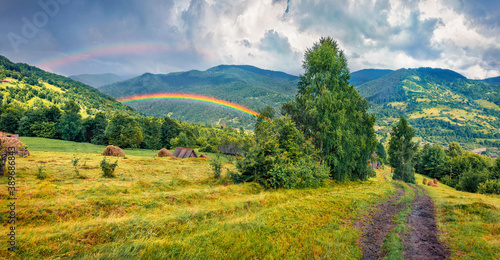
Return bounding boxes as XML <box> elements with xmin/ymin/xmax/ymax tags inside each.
<box><xmin>357</xmin><ymin>185</ymin><xmax>406</xmax><ymax>259</ymax></box>
<box><xmin>403</xmin><ymin>185</ymin><xmax>450</xmax><ymax>260</ymax></box>
<box><xmin>357</xmin><ymin>180</ymin><xmax>450</xmax><ymax>259</ymax></box>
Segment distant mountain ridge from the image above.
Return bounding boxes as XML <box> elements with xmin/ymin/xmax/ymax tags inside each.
<box><xmin>349</xmin><ymin>69</ymin><xmax>393</xmax><ymax>86</ymax></box>
<box><xmin>69</xmin><ymin>73</ymin><xmax>135</xmax><ymax>88</ymax></box>
<box><xmin>482</xmin><ymin>76</ymin><xmax>500</xmax><ymax>85</ymax></box>
<box><xmin>100</xmin><ymin>65</ymin><xmax>299</xmax><ymax>128</ymax></box>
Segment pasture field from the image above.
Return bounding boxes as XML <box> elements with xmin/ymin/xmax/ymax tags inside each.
<box><xmin>415</xmin><ymin>174</ymin><xmax>500</xmax><ymax>259</ymax></box>
<box><xmin>1</xmin><ymin>138</ymin><xmax>395</xmax><ymax>259</ymax></box>
<box><xmin>0</xmin><ymin>138</ymin><xmax>498</xmax><ymax>259</ymax></box>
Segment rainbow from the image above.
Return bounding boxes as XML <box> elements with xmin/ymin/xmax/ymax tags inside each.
<box><xmin>118</xmin><ymin>93</ymin><xmax>260</xmax><ymax>119</ymax></box>
<box><xmin>36</xmin><ymin>41</ymin><xmax>215</xmax><ymax>71</ymax></box>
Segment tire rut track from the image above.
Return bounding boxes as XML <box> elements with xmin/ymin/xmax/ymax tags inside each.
<box><xmin>403</xmin><ymin>185</ymin><xmax>450</xmax><ymax>260</ymax></box>
<box><xmin>357</xmin><ymin>183</ymin><xmax>406</xmax><ymax>260</ymax></box>
<box><xmin>358</xmin><ymin>176</ymin><xmax>450</xmax><ymax>259</ymax></box>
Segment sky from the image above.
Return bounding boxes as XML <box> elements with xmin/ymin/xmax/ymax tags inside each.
<box><xmin>1</xmin><ymin>0</ymin><xmax>499</xmax><ymax>79</ymax></box>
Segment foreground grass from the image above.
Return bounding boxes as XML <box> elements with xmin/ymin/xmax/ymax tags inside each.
<box><xmin>415</xmin><ymin>174</ymin><xmax>500</xmax><ymax>259</ymax></box>
<box><xmin>1</xmin><ymin>142</ymin><xmax>396</xmax><ymax>259</ymax></box>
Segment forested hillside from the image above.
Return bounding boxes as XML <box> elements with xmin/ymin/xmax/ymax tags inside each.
<box><xmin>100</xmin><ymin>65</ymin><xmax>298</xmax><ymax>128</ymax></box>
<box><xmin>355</xmin><ymin>68</ymin><xmax>500</xmax><ymax>148</ymax></box>
<box><xmin>482</xmin><ymin>76</ymin><xmax>500</xmax><ymax>86</ymax></box>
<box><xmin>0</xmin><ymin>55</ymin><xmax>139</xmax><ymax>117</ymax></box>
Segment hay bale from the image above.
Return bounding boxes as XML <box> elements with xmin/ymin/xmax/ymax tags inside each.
<box><xmin>102</xmin><ymin>145</ymin><xmax>125</xmax><ymax>157</ymax></box>
<box><xmin>433</xmin><ymin>178</ymin><xmax>438</xmax><ymax>185</ymax></box>
<box><xmin>199</xmin><ymin>153</ymin><xmax>211</xmax><ymax>160</ymax></box>
<box><xmin>423</xmin><ymin>178</ymin><xmax>427</xmax><ymax>185</ymax></box>
<box><xmin>0</xmin><ymin>137</ymin><xmax>30</xmax><ymax>156</ymax></box>
<box><xmin>158</xmin><ymin>148</ymin><xmax>172</xmax><ymax>157</ymax></box>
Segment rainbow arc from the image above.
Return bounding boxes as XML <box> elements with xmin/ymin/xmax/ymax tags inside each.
<box><xmin>118</xmin><ymin>93</ymin><xmax>260</xmax><ymax>119</ymax></box>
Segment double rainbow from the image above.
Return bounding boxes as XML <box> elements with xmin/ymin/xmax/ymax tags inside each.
<box><xmin>118</xmin><ymin>93</ymin><xmax>260</xmax><ymax>119</ymax></box>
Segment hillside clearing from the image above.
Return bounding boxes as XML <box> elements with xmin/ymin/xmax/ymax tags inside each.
<box><xmin>1</xmin><ymin>138</ymin><xmax>499</xmax><ymax>259</ymax></box>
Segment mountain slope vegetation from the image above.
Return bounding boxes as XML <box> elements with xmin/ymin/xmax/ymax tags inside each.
<box><xmin>100</xmin><ymin>65</ymin><xmax>299</xmax><ymax>128</ymax></box>
<box><xmin>355</xmin><ymin>68</ymin><xmax>500</xmax><ymax>148</ymax></box>
<box><xmin>349</xmin><ymin>69</ymin><xmax>393</xmax><ymax>86</ymax></box>
<box><xmin>482</xmin><ymin>76</ymin><xmax>500</xmax><ymax>86</ymax></box>
<box><xmin>0</xmin><ymin>55</ymin><xmax>139</xmax><ymax>117</ymax></box>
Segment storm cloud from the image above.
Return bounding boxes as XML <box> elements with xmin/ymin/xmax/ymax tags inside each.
<box><xmin>0</xmin><ymin>0</ymin><xmax>498</xmax><ymax>79</ymax></box>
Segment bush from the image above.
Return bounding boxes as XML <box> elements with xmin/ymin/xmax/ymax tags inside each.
<box><xmin>235</xmin><ymin>116</ymin><xmax>329</xmax><ymax>189</ymax></box>
<box><xmin>478</xmin><ymin>179</ymin><xmax>500</xmax><ymax>194</ymax></box>
<box><xmin>210</xmin><ymin>155</ymin><xmax>222</xmax><ymax>179</ymax></box>
<box><xmin>36</xmin><ymin>166</ymin><xmax>48</xmax><ymax>180</ymax></box>
<box><xmin>199</xmin><ymin>144</ymin><xmax>214</xmax><ymax>153</ymax></box>
<box><xmin>100</xmin><ymin>157</ymin><xmax>118</xmax><ymax>178</ymax></box>
<box><xmin>457</xmin><ymin>169</ymin><xmax>490</xmax><ymax>193</ymax></box>
<box><xmin>441</xmin><ymin>175</ymin><xmax>459</xmax><ymax>188</ymax></box>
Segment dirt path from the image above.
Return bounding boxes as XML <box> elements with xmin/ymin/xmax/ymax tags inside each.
<box><xmin>403</xmin><ymin>185</ymin><xmax>450</xmax><ymax>260</ymax></box>
<box><xmin>357</xmin><ymin>185</ymin><xmax>406</xmax><ymax>259</ymax></box>
<box><xmin>357</xmin><ymin>177</ymin><xmax>450</xmax><ymax>259</ymax></box>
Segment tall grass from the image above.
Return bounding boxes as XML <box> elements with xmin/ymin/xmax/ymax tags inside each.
<box><xmin>0</xmin><ymin>139</ymin><xmax>396</xmax><ymax>259</ymax></box>
<box><xmin>415</xmin><ymin>174</ymin><xmax>500</xmax><ymax>259</ymax></box>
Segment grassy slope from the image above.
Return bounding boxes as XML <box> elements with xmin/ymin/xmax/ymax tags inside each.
<box><xmin>2</xmin><ymin>138</ymin><xmax>499</xmax><ymax>259</ymax></box>
<box><xmin>415</xmin><ymin>174</ymin><xmax>500</xmax><ymax>259</ymax></box>
<box><xmin>1</xmin><ymin>138</ymin><xmax>395</xmax><ymax>259</ymax></box>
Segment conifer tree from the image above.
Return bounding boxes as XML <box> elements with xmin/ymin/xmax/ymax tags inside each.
<box><xmin>388</xmin><ymin>116</ymin><xmax>418</xmax><ymax>183</ymax></box>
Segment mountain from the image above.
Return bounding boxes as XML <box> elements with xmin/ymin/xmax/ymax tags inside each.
<box><xmin>69</xmin><ymin>73</ymin><xmax>135</xmax><ymax>89</ymax></box>
<box><xmin>356</xmin><ymin>68</ymin><xmax>500</xmax><ymax>149</ymax></box>
<box><xmin>0</xmin><ymin>55</ymin><xmax>139</xmax><ymax>117</ymax></box>
<box><xmin>349</xmin><ymin>69</ymin><xmax>393</xmax><ymax>86</ymax></box>
<box><xmin>100</xmin><ymin>65</ymin><xmax>299</xmax><ymax>128</ymax></box>
<box><xmin>482</xmin><ymin>76</ymin><xmax>500</xmax><ymax>86</ymax></box>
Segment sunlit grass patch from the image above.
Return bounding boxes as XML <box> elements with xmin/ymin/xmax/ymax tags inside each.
<box><xmin>0</xmin><ymin>139</ymin><xmax>396</xmax><ymax>259</ymax></box>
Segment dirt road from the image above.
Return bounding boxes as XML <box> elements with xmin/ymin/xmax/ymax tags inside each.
<box><xmin>357</xmin><ymin>175</ymin><xmax>450</xmax><ymax>259</ymax></box>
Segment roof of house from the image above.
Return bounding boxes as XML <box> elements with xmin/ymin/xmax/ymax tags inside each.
<box><xmin>172</xmin><ymin>147</ymin><xmax>197</xmax><ymax>159</ymax></box>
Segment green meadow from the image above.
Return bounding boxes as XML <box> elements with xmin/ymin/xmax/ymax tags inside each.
<box><xmin>0</xmin><ymin>138</ymin><xmax>498</xmax><ymax>259</ymax></box>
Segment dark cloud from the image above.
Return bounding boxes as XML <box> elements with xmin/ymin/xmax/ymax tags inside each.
<box><xmin>240</xmin><ymin>39</ymin><xmax>252</xmax><ymax>48</ymax></box>
<box><xmin>447</xmin><ymin>0</ymin><xmax>500</xmax><ymax>32</ymax></box>
<box><xmin>0</xmin><ymin>0</ymin><xmax>498</xmax><ymax>78</ymax></box>
<box><xmin>259</xmin><ymin>30</ymin><xmax>292</xmax><ymax>54</ymax></box>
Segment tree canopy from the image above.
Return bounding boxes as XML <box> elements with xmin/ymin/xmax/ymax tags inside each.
<box><xmin>388</xmin><ymin>116</ymin><xmax>418</xmax><ymax>183</ymax></box>
<box><xmin>282</xmin><ymin>37</ymin><xmax>377</xmax><ymax>181</ymax></box>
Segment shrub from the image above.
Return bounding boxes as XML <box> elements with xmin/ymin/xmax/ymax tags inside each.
<box><xmin>235</xmin><ymin>116</ymin><xmax>329</xmax><ymax>189</ymax></box>
<box><xmin>210</xmin><ymin>155</ymin><xmax>222</xmax><ymax>179</ymax></box>
<box><xmin>477</xmin><ymin>179</ymin><xmax>500</xmax><ymax>194</ymax></box>
<box><xmin>100</xmin><ymin>157</ymin><xmax>118</xmax><ymax>178</ymax></box>
<box><xmin>457</xmin><ymin>169</ymin><xmax>490</xmax><ymax>193</ymax></box>
<box><xmin>441</xmin><ymin>175</ymin><xmax>458</xmax><ymax>188</ymax></box>
<box><xmin>36</xmin><ymin>166</ymin><xmax>48</xmax><ymax>180</ymax></box>
<box><xmin>199</xmin><ymin>144</ymin><xmax>214</xmax><ymax>153</ymax></box>
<box><xmin>71</xmin><ymin>155</ymin><xmax>81</xmax><ymax>177</ymax></box>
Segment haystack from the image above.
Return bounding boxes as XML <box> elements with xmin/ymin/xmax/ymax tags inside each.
<box><xmin>158</xmin><ymin>148</ymin><xmax>172</xmax><ymax>157</ymax></box>
<box><xmin>0</xmin><ymin>137</ymin><xmax>30</xmax><ymax>156</ymax></box>
<box><xmin>102</xmin><ymin>145</ymin><xmax>125</xmax><ymax>157</ymax></box>
<box><xmin>199</xmin><ymin>153</ymin><xmax>211</xmax><ymax>160</ymax></box>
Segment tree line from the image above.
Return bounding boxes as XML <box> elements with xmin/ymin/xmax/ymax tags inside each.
<box><xmin>0</xmin><ymin>100</ymin><xmax>248</xmax><ymax>153</ymax></box>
